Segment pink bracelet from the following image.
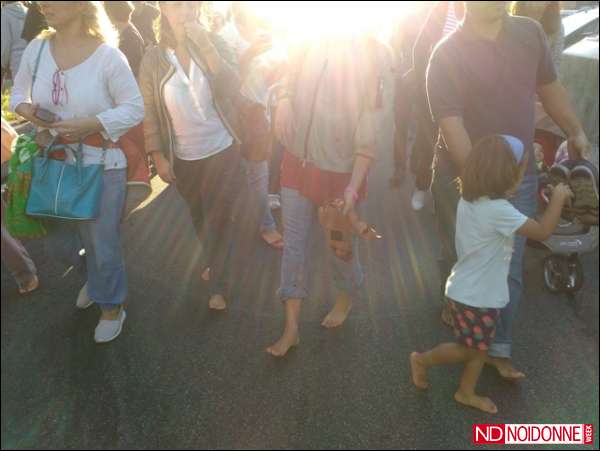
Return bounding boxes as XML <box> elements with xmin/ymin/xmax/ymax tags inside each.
<box><xmin>345</xmin><ymin>186</ymin><xmax>359</xmax><ymax>202</ymax></box>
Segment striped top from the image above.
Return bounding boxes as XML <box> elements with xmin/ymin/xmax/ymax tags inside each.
<box><xmin>442</xmin><ymin>2</ymin><xmax>460</xmax><ymax>37</ymax></box>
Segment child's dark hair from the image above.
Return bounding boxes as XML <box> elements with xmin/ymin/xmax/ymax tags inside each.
<box><xmin>459</xmin><ymin>135</ymin><xmax>523</xmax><ymax>202</ymax></box>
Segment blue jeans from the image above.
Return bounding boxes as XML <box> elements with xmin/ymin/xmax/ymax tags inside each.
<box><xmin>488</xmin><ymin>175</ymin><xmax>538</xmax><ymax>358</ymax></box>
<box><xmin>279</xmin><ymin>188</ymin><xmax>364</xmax><ymax>302</ymax></box>
<box><xmin>244</xmin><ymin>160</ymin><xmax>277</xmax><ymax>233</ymax></box>
<box><xmin>45</xmin><ymin>169</ymin><xmax>128</xmax><ymax>312</ymax></box>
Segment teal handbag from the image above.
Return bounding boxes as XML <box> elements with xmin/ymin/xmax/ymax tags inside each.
<box><xmin>26</xmin><ymin>138</ymin><xmax>105</xmax><ymax>221</ymax></box>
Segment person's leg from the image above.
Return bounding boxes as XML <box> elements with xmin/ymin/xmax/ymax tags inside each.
<box><xmin>413</xmin><ymin>101</ymin><xmax>436</xmax><ymax>192</ymax></box>
<box><xmin>488</xmin><ymin>175</ymin><xmax>538</xmax><ymax>378</ymax></box>
<box><xmin>78</xmin><ymin>169</ymin><xmax>128</xmax><ymax>317</ymax></box>
<box><xmin>201</xmin><ymin>147</ymin><xmax>244</xmax><ymax>308</ymax></box>
<box><xmin>268</xmin><ymin>141</ymin><xmax>284</xmax><ymax>196</ymax></box>
<box><xmin>410</xmin><ymin>344</ymin><xmax>496</xmax><ymax>413</ymax></box>
<box><xmin>244</xmin><ymin>159</ymin><xmax>282</xmax><ymax>247</ymax></box>
<box><xmin>390</xmin><ymin>74</ymin><xmax>410</xmax><ymax>187</ymax></box>
<box><xmin>1</xmin><ymin>199</ymin><xmax>38</xmax><ymax>291</ymax></box>
<box><xmin>174</xmin><ymin>158</ymin><xmax>206</xmax><ymax>240</ymax></box>
<box><xmin>267</xmin><ymin>187</ymin><xmax>316</xmax><ymax>357</ymax></box>
<box><xmin>430</xmin><ymin>162</ymin><xmax>460</xmax><ymax>326</ymax></box>
<box><xmin>173</xmin><ymin>157</ymin><xmax>213</xmax><ymax>281</ymax></box>
<box><xmin>322</xmin><ymin>222</ymin><xmax>364</xmax><ymax>328</ymax></box>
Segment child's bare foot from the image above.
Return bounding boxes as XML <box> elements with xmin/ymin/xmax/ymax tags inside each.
<box><xmin>266</xmin><ymin>328</ymin><xmax>299</xmax><ymax>358</ymax></box>
<box><xmin>321</xmin><ymin>294</ymin><xmax>352</xmax><ymax>328</ymax></box>
<box><xmin>410</xmin><ymin>352</ymin><xmax>429</xmax><ymax>389</ymax></box>
<box><xmin>454</xmin><ymin>391</ymin><xmax>498</xmax><ymax>414</ymax></box>
<box><xmin>208</xmin><ymin>294</ymin><xmax>227</xmax><ymax>311</ymax></box>
<box><xmin>488</xmin><ymin>357</ymin><xmax>526</xmax><ymax>381</ymax></box>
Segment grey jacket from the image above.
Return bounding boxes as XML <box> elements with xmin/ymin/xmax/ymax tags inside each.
<box><xmin>1</xmin><ymin>2</ymin><xmax>28</xmax><ymax>85</ymax></box>
<box><xmin>284</xmin><ymin>37</ymin><xmax>395</xmax><ymax>173</ymax></box>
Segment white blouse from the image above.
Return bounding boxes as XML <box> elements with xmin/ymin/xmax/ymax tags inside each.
<box><xmin>10</xmin><ymin>39</ymin><xmax>144</xmax><ymax>169</ymax></box>
<box><xmin>163</xmin><ymin>49</ymin><xmax>233</xmax><ymax>161</ymax></box>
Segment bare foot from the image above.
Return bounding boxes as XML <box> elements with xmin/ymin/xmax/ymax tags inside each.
<box><xmin>18</xmin><ymin>275</ymin><xmax>39</xmax><ymax>295</ymax></box>
<box><xmin>488</xmin><ymin>357</ymin><xmax>526</xmax><ymax>381</ymax></box>
<box><xmin>321</xmin><ymin>294</ymin><xmax>353</xmax><ymax>329</ymax></box>
<box><xmin>266</xmin><ymin>327</ymin><xmax>299</xmax><ymax>358</ymax></box>
<box><xmin>454</xmin><ymin>391</ymin><xmax>498</xmax><ymax>414</ymax></box>
<box><xmin>201</xmin><ymin>268</ymin><xmax>211</xmax><ymax>282</ymax></box>
<box><xmin>208</xmin><ymin>294</ymin><xmax>227</xmax><ymax>311</ymax></box>
<box><xmin>410</xmin><ymin>352</ymin><xmax>429</xmax><ymax>389</ymax></box>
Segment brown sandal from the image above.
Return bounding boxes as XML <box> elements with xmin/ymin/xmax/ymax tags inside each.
<box><xmin>18</xmin><ymin>275</ymin><xmax>39</xmax><ymax>295</ymax></box>
<box><xmin>318</xmin><ymin>200</ymin><xmax>381</xmax><ymax>262</ymax></box>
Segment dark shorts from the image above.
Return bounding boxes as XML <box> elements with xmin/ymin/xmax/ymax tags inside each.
<box><xmin>447</xmin><ymin>298</ymin><xmax>500</xmax><ymax>351</ymax></box>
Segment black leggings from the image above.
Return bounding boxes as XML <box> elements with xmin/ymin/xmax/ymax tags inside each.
<box><xmin>174</xmin><ymin>145</ymin><xmax>242</xmax><ymax>296</ymax></box>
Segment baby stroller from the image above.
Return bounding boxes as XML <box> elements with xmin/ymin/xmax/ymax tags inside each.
<box><xmin>537</xmin><ymin>141</ymin><xmax>599</xmax><ymax>294</ymax></box>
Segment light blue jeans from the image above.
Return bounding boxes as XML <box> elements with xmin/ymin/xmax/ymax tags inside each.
<box><xmin>488</xmin><ymin>175</ymin><xmax>538</xmax><ymax>358</ymax></box>
<box><xmin>244</xmin><ymin>160</ymin><xmax>277</xmax><ymax>233</ymax></box>
<box><xmin>45</xmin><ymin>169</ymin><xmax>128</xmax><ymax>312</ymax></box>
<box><xmin>279</xmin><ymin>187</ymin><xmax>365</xmax><ymax>302</ymax></box>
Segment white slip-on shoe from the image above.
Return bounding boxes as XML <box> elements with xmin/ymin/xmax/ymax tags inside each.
<box><xmin>411</xmin><ymin>190</ymin><xmax>427</xmax><ymax>211</ymax></box>
<box><xmin>268</xmin><ymin>194</ymin><xmax>281</xmax><ymax>210</ymax></box>
<box><xmin>76</xmin><ymin>283</ymin><xmax>94</xmax><ymax>310</ymax></box>
<box><xmin>94</xmin><ymin>309</ymin><xmax>127</xmax><ymax>344</ymax></box>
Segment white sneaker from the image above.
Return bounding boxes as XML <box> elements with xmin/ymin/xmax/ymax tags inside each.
<box><xmin>411</xmin><ymin>190</ymin><xmax>427</xmax><ymax>211</ymax></box>
<box><xmin>268</xmin><ymin>194</ymin><xmax>281</xmax><ymax>210</ymax></box>
<box><xmin>94</xmin><ymin>309</ymin><xmax>127</xmax><ymax>344</ymax></box>
<box><xmin>76</xmin><ymin>283</ymin><xmax>94</xmax><ymax>310</ymax></box>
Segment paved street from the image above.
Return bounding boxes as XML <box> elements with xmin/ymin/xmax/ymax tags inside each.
<box><xmin>2</xmin><ymin>148</ymin><xmax>599</xmax><ymax>450</ymax></box>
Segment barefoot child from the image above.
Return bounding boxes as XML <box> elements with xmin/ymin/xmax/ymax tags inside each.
<box><xmin>410</xmin><ymin>135</ymin><xmax>573</xmax><ymax>414</ymax></box>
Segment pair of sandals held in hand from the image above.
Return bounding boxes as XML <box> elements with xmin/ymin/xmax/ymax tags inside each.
<box><xmin>318</xmin><ymin>199</ymin><xmax>381</xmax><ymax>262</ymax></box>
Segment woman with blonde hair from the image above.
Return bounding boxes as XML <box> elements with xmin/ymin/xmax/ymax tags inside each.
<box><xmin>11</xmin><ymin>1</ymin><xmax>144</xmax><ymax>343</ymax></box>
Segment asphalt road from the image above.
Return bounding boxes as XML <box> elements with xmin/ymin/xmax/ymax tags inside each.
<box><xmin>2</xmin><ymin>147</ymin><xmax>599</xmax><ymax>450</ymax></box>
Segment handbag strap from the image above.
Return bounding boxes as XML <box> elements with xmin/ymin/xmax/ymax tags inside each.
<box><xmin>31</xmin><ymin>39</ymin><xmax>48</xmax><ymax>101</ymax></box>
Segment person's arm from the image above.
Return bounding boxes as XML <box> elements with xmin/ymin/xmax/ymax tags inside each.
<box><xmin>345</xmin><ymin>43</ymin><xmax>395</xmax><ymax>214</ymax></box>
<box><xmin>1</xmin><ymin>12</ymin><xmax>11</xmax><ymax>76</ymax></box>
<box><xmin>184</xmin><ymin>23</ymin><xmax>240</xmax><ymax>89</ymax></box>
<box><xmin>426</xmin><ymin>41</ymin><xmax>469</xmax><ymax>167</ymax></box>
<box><xmin>438</xmin><ymin>116</ymin><xmax>472</xmax><ymax>169</ymax></box>
<box><xmin>518</xmin><ymin>183</ymin><xmax>573</xmax><ymax>242</ymax></box>
<box><xmin>138</xmin><ymin>49</ymin><xmax>175</xmax><ymax>183</ymax></box>
<box><xmin>343</xmin><ymin>154</ymin><xmax>372</xmax><ymax>215</ymax></box>
<box><xmin>538</xmin><ymin>80</ymin><xmax>592</xmax><ymax>160</ymax></box>
<box><xmin>10</xmin><ymin>39</ymin><xmax>56</xmax><ymax>129</ymax></box>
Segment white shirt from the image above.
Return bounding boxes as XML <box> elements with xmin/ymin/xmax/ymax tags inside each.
<box><xmin>163</xmin><ymin>49</ymin><xmax>233</xmax><ymax>161</ymax></box>
<box><xmin>446</xmin><ymin>198</ymin><xmax>528</xmax><ymax>309</ymax></box>
<box><xmin>10</xmin><ymin>39</ymin><xmax>144</xmax><ymax>170</ymax></box>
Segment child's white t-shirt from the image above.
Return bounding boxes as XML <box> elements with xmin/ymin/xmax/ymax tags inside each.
<box><xmin>445</xmin><ymin>197</ymin><xmax>529</xmax><ymax>309</ymax></box>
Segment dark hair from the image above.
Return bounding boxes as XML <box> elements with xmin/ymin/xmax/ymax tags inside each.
<box><xmin>459</xmin><ymin>135</ymin><xmax>523</xmax><ymax>202</ymax></box>
<box><xmin>511</xmin><ymin>1</ymin><xmax>562</xmax><ymax>35</ymax></box>
<box><xmin>104</xmin><ymin>1</ymin><xmax>134</xmax><ymax>24</ymax></box>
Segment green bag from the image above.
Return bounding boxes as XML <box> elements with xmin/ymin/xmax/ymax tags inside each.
<box><xmin>4</xmin><ymin>133</ymin><xmax>47</xmax><ymax>239</ymax></box>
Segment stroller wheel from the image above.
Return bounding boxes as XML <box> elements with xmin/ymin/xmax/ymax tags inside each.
<box><xmin>563</xmin><ymin>256</ymin><xmax>584</xmax><ymax>293</ymax></box>
<box><xmin>543</xmin><ymin>256</ymin><xmax>564</xmax><ymax>293</ymax></box>
<box><xmin>543</xmin><ymin>255</ymin><xmax>584</xmax><ymax>294</ymax></box>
